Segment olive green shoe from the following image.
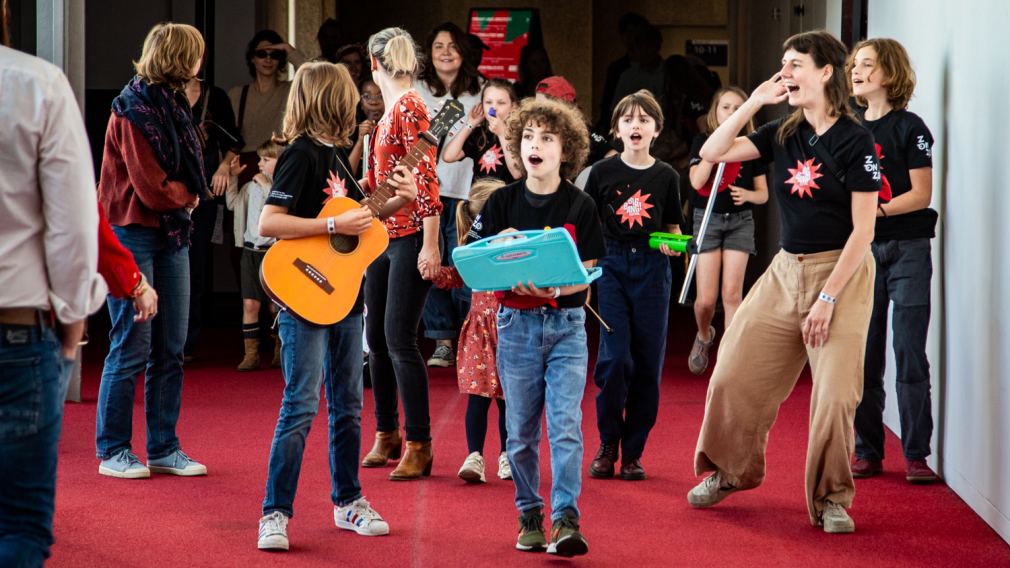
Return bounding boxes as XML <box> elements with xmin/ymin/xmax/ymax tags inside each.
<box><xmin>515</xmin><ymin>508</ymin><xmax>546</xmax><ymax>552</ymax></box>
<box><xmin>547</xmin><ymin>511</ymin><xmax>588</xmax><ymax>557</ymax></box>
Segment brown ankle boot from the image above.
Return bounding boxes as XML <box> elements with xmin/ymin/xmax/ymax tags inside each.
<box><xmin>389</xmin><ymin>441</ymin><xmax>433</xmax><ymax>481</ymax></box>
<box><xmin>271</xmin><ymin>334</ymin><xmax>282</xmax><ymax>368</ymax></box>
<box><xmin>361</xmin><ymin>430</ymin><xmax>402</xmax><ymax>468</ymax></box>
<box><xmin>237</xmin><ymin>338</ymin><xmax>260</xmax><ymax>371</ymax></box>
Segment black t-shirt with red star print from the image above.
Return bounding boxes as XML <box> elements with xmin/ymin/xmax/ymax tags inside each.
<box><xmin>689</xmin><ymin>133</ymin><xmax>768</xmax><ymax>213</ymax></box>
<box><xmin>266</xmin><ymin>136</ymin><xmax>364</xmax><ymax>313</ymax></box>
<box><xmin>463</xmin><ymin>127</ymin><xmax>517</xmax><ymax>185</ymax></box>
<box><xmin>466</xmin><ymin>179</ymin><xmax>607</xmax><ymax>309</ymax></box>
<box><xmin>748</xmin><ymin>116</ymin><xmax>881</xmax><ymax>254</ymax></box>
<box><xmin>583</xmin><ymin>155</ymin><xmax>685</xmax><ymax>243</ymax></box>
<box><xmin>857</xmin><ymin>108</ymin><xmax>936</xmax><ymax>241</ymax></box>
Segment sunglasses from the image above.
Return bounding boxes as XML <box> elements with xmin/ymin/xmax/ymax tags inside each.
<box><xmin>253</xmin><ymin>50</ymin><xmax>285</xmax><ymax>61</ymax></box>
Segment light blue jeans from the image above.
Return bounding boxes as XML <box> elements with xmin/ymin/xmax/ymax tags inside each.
<box><xmin>497</xmin><ymin>306</ymin><xmax>587</xmax><ymax>521</ymax></box>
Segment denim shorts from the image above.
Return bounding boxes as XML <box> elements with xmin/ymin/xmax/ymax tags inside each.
<box><xmin>689</xmin><ymin>209</ymin><xmax>756</xmax><ymax>255</ymax></box>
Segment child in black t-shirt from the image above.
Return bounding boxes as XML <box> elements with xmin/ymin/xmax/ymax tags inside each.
<box><xmin>582</xmin><ymin>90</ymin><xmax>683</xmax><ymax>482</ymax></box>
<box><xmin>255</xmin><ymin>62</ymin><xmax>418</xmax><ymax>551</ymax></box>
<box><xmin>686</xmin><ymin>86</ymin><xmax>769</xmax><ymax>375</ymax></box>
<box><xmin>848</xmin><ymin>38</ymin><xmax>937</xmax><ymax>484</ymax></box>
<box><xmin>686</xmin><ymin>31</ymin><xmax>880</xmax><ymax>535</ymax></box>
<box><xmin>442</xmin><ymin>78</ymin><xmax>522</xmax><ymax>184</ymax></box>
<box><xmin>467</xmin><ymin>98</ymin><xmax>606</xmax><ymax>557</ymax></box>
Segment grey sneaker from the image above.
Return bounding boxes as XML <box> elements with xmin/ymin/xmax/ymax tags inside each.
<box><xmin>426</xmin><ymin>344</ymin><xmax>455</xmax><ymax>367</ymax></box>
<box><xmin>334</xmin><ymin>497</ymin><xmax>390</xmax><ymax>536</ymax></box>
<box><xmin>497</xmin><ymin>451</ymin><xmax>512</xmax><ymax>480</ymax></box>
<box><xmin>458</xmin><ymin>451</ymin><xmax>486</xmax><ymax>483</ymax></box>
<box><xmin>820</xmin><ymin>500</ymin><xmax>855</xmax><ymax>534</ymax></box>
<box><xmin>258</xmin><ymin>511</ymin><xmax>289</xmax><ymax>550</ymax></box>
<box><xmin>688</xmin><ymin>326</ymin><xmax>717</xmax><ymax>375</ymax></box>
<box><xmin>687</xmin><ymin>470</ymin><xmax>738</xmax><ymax>508</ymax></box>
<box><xmin>98</xmin><ymin>449</ymin><xmax>151</xmax><ymax>479</ymax></box>
<box><xmin>147</xmin><ymin>449</ymin><xmax>207</xmax><ymax>476</ymax></box>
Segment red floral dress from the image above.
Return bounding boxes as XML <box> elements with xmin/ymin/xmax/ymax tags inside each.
<box><xmin>434</xmin><ymin>268</ymin><xmax>502</xmax><ymax>399</ymax></box>
<box><xmin>366</xmin><ymin>90</ymin><xmax>441</xmax><ymax>238</ymax></box>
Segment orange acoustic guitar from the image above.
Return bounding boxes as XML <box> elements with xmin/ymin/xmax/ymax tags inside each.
<box><xmin>260</xmin><ymin>100</ymin><xmax>465</xmax><ymax>325</ymax></box>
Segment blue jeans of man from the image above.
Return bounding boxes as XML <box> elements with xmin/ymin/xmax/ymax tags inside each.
<box><xmin>855</xmin><ymin>238</ymin><xmax>933</xmax><ymax>461</ymax></box>
<box><xmin>96</xmin><ymin>225</ymin><xmax>190</xmax><ymax>460</ymax></box>
<box><xmin>497</xmin><ymin>306</ymin><xmax>587</xmax><ymax>521</ymax></box>
<box><xmin>263</xmin><ymin>312</ymin><xmax>364</xmax><ymax>516</ymax></box>
<box><xmin>422</xmin><ymin>196</ymin><xmax>466</xmax><ymax>340</ymax></box>
<box><xmin>0</xmin><ymin>323</ymin><xmax>65</xmax><ymax>567</ymax></box>
<box><xmin>365</xmin><ymin>233</ymin><xmax>433</xmax><ymax>441</ymax></box>
<box><xmin>594</xmin><ymin>241</ymin><xmax>672</xmax><ymax>460</ymax></box>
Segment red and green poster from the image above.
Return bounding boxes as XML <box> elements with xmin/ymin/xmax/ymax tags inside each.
<box><xmin>468</xmin><ymin>9</ymin><xmax>533</xmax><ymax>81</ymax></box>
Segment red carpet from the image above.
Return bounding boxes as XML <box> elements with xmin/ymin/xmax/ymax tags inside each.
<box><xmin>50</xmin><ymin>318</ymin><xmax>1008</xmax><ymax>567</ymax></box>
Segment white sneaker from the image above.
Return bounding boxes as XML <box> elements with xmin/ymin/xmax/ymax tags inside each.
<box><xmin>457</xmin><ymin>451</ymin><xmax>486</xmax><ymax>483</ymax></box>
<box><xmin>821</xmin><ymin>500</ymin><xmax>855</xmax><ymax>534</ymax></box>
<box><xmin>497</xmin><ymin>451</ymin><xmax>512</xmax><ymax>480</ymax></box>
<box><xmin>258</xmin><ymin>511</ymin><xmax>289</xmax><ymax>550</ymax></box>
<box><xmin>334</xmin><ymin>497</ymin><xmax>390</xmax><ymax>536</ymax></box>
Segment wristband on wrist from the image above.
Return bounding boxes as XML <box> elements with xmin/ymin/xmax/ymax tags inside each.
<box><xmin>552</xmin><ymin>286</ymin><xmax>562</xmax><ymax>299</ymax></box>
<box><xmin>878</xmin><ymin>204</ymin><xmax>887</xmax><ymax>217</ymax></box>
<box><xmin>818</xmin><ymin>291</ymin><xmax>837</xmax><ymax>305</ymax></box>
<box><xmin>326</xmin><ymin>216</ymin><xmax>336</xmax><ymax>235</ymax></box>
<box><xmin>131</xmin><ymin>274</ymin><xmax>148</xmax><ymax>299</ymax></box>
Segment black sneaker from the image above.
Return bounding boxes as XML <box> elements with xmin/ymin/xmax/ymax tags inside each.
<box><xmin>515</xmin><ymin>508</ymin><xmax>546</xmax><ymax>552</ymax></box>
<box><xmin>547</xmin><ymin>511</ymin><xmax>588</xmax><ymax>557</ymax></box>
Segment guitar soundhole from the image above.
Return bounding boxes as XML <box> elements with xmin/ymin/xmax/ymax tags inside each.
<box><xmin>330</xmin><ymin>234</ymin><xmax>359</xmax><ymax>254</ymax></box>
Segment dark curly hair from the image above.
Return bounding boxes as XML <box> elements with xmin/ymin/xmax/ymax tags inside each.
<box><xmin>505</xmin><ymin>98</ymin><xmax>589</xmax><ymax>180</ymax></box>
<box><xmin>419</xmin><ymin>22</ymin><xmax>481</xmax><ymax>98</ymax></box>
<box><xmin>245</xmin><ymin>29</ymin><xmax>287</xmax><ymax>78</ymax></box>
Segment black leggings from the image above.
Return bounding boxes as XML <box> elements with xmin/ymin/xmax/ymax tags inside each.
<box><xmin>365</xmin><ymin>232</ymin><xmax>433</xmax><ymax>441</ymax></box>
<box><xmin>465</xmin><ymin>394</ymin><xmax>507</xmax><ymax>455</ymax></box>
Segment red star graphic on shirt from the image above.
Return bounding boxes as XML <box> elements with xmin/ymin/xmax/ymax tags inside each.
<box><xmin>322</xmin><ymin>170</ymin><xmax>347</xmax><ymax>203</ymax></box>
<box><xmin>616</xmin><ymin>189</ymin><xmax>654</xmax><ymax>228</ymax></box>
<box><xmin>785</xmin><ymin>158</ymin><xmax>823</xmax><ymax>198</ymax></box>
<box><xmin>479</xmin><ymin>144</ymin><xmax>504</xmax><ymax>174</ymax></box>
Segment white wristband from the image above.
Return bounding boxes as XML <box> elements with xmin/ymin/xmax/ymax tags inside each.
<box><xmin>818</xmin><ymin>291</ymin><xmax>837</xmax><ymax>305</ymax></box>
<box><xmin>326</xmin><ymin>216</ymin><xmax>336</xmax><ymax>235</ymax></box>
<box><xmin>552</xmin><ymin>287</ymin><xmax>562</xmax><ymax>299</ymax></box>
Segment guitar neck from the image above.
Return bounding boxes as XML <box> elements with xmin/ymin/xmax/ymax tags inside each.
<box><xmin>362</xmin><ymin>133</ymin><xmax>436</xmax><ymax>217</ymax></box>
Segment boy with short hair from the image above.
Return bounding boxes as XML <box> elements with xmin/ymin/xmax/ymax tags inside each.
<box><xmin>467</xmin><ymin>98</ymin><xmax>606</xmax><ymax>557</ymax></box>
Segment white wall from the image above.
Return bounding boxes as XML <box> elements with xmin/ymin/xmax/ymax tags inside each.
<box><xmin>870</xmin><ymin>0</ymin><xmax>1010</xmax><ymax>544</ymax></box>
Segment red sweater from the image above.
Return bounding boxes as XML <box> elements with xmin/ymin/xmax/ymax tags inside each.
<box><xmin>97</xmin><ymin>204</ymin><xmax>142</xmax><ymax>298</ymax></box>
<box><xmin>97</xmin><ymin>113</ymin><xmax>194</xmax><ymax>228</ymax></box>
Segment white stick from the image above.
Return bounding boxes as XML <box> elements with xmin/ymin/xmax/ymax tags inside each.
<box><xmin>362</xmin><ymin>133</ymin><xmax>371</xmax><ymax>179</ymax></box>
<box><xmin>679</xmin><ymin>162</ymin><xmax>726</xmax><ymax>305</ymax></box>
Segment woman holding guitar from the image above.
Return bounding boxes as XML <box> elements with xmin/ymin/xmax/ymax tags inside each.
<box><xmin>359</xmin><ymin>27</ymin><xmax>443</xmax><ymax>481</ymax></box>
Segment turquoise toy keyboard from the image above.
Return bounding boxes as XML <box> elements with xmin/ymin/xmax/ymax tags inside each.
<box><xmin>451</xmin><ymin>228</ymin><xmax>602</xmax><ymax>292</ymax></box>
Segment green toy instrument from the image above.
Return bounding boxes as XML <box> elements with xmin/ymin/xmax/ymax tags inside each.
<box><xmin>648</xmin><ymin>232</ymin><xmax>692</xmax><ymax>253</ymax></box>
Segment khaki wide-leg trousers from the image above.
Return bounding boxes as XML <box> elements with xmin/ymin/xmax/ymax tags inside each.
<box><xmin>694</xmin><ymin>248</ymin><xmax>875</xmax><ymax>524</ymax></box>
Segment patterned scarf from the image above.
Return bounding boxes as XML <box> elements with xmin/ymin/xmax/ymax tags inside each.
<box><xmin>112</xmin><ymin>76</ymin><xmax>209</xmax><ymax>250</ymax></box>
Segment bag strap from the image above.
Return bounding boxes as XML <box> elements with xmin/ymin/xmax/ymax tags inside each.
<box><xmin>796</xmin><ymin>128</ymin><xmax>845</xmax><ymax>184</ymax></box>
<box><xmin>332</xmin><ymin>147</ymin><xmax>366</xmax><ymax>201</ymax></box>
<box><xmin>237</xmin><ymin>84</ymin><xmax>250</xmax><ymax>133</ymax></box>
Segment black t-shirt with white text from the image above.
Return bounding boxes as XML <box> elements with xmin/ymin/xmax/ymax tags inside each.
<box><xmin>467</xmin><ymin>180</ymin><xmax>607</xmax><ymax>308</ymax></box>
<box><xmin>584</xmin><ymin>155</ymin><xmax>685</xmax><ymax>243</ymax></box>
<box><xmin>266</xmin><ymin>136</ymin><xmax>365</xmax><ymax>314</ymax></box>
<box><xmin>748</xmin><ymin>116</ymin><xmax>881</xmax><ymax>254</ymax></box>
<box><xmin>857</xmin><ymin>108</ymin><xmax>936</xmax><ymax>241</ymax></box>
<box><xmin>463</xmin><ymin>128</ymin><xmax>516</xmax><ymax>184</ymax></box>
<box><xmin>689</xmin><ymin>133</ymin><xmax>768</xmax><ymax>213</ymax></box>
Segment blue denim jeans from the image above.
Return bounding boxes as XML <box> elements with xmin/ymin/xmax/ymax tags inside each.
<box><xmin>497</xmin><ymin>306</ymin><xmax>587</xmax><ymax>521</ymax></box>
<box><xmin>0</xmin><ymin>323</ymin><xmax>65</xmax><ymax>567</ymax></box>
<box><xmin>855</xmin><ymin>238</ymin><xmax>933</xmax><ymax>461</ymax></box>
<box><xmin>96</xmin><ymin>225</ymin><xmax>190</xmax><ymax>460</ymax></box>
<box><xmin>594</xmin><ymin>241</ymin><xmax>672</xmax><ymax>460</ymax></box>
<box><xmin>263</xmin><ymin>312</ymin><xmax>364</xmax><ymax>517</ymax></box>
<box><xmin>422</xmin><ymin>196</ymin><xmax>466</xmax><ymax>340</ymax></box>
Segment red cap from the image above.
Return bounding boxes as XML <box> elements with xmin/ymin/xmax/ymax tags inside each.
<box><xmin>535</xmin><ymin>76</ymin><xmax>576</xmax><ymax>103</ymax></box>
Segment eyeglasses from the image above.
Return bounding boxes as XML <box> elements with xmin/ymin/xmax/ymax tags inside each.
<box><xmin>253</xmin><ymin>50</ymin><xmax>285</xmax><ymax>61</ymax></box>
